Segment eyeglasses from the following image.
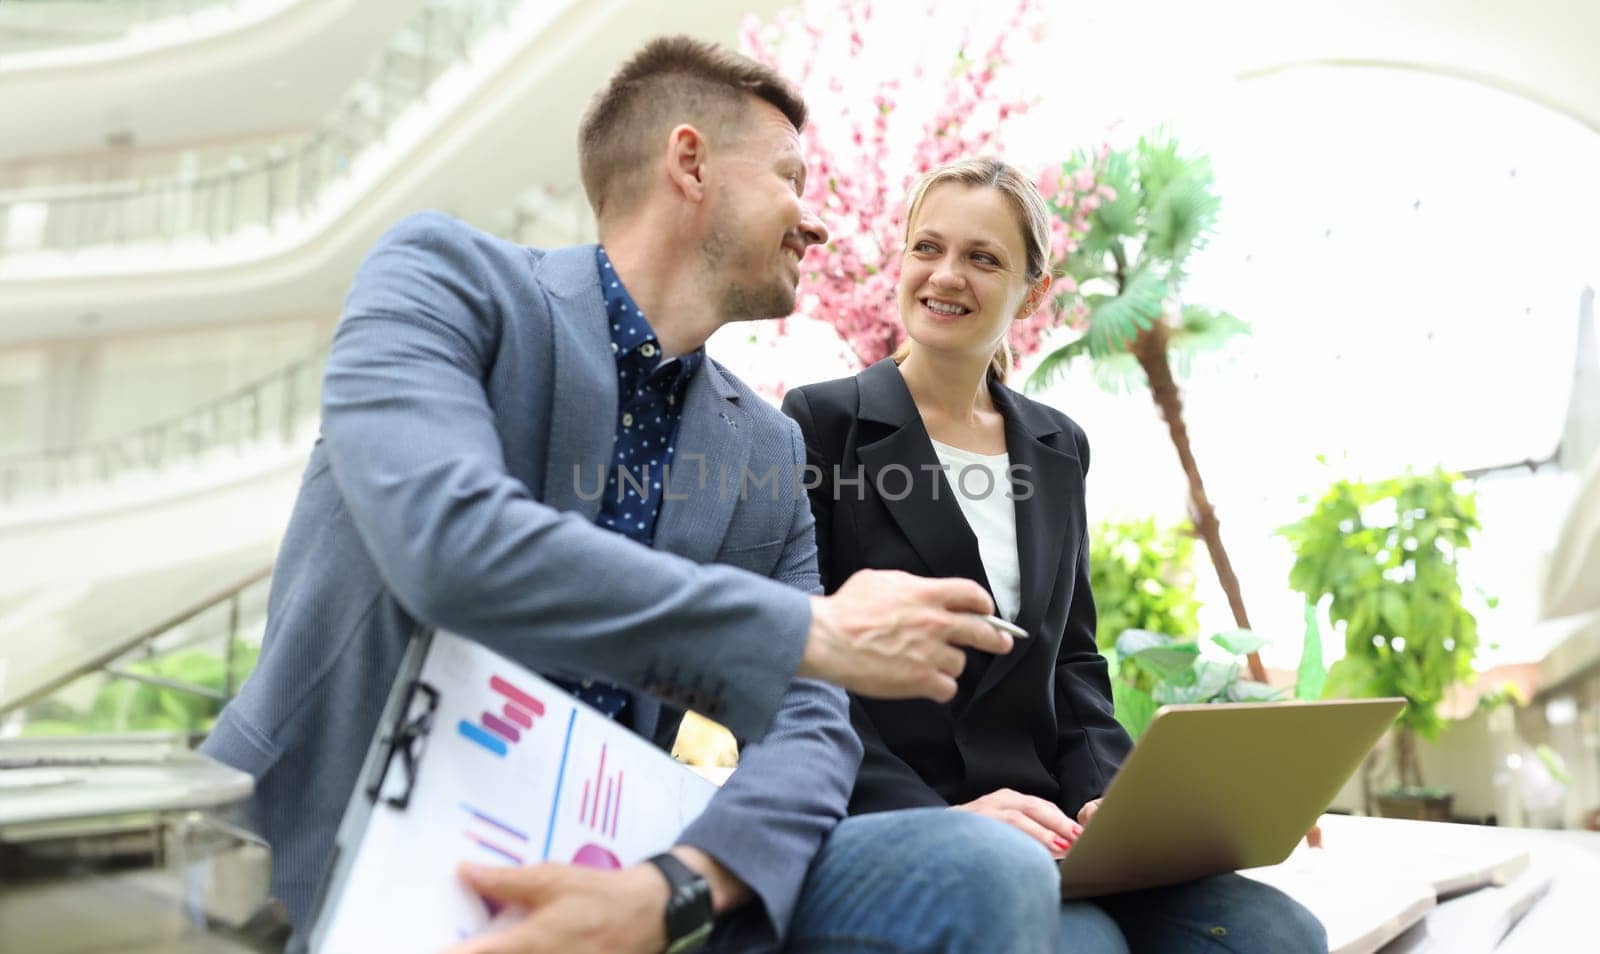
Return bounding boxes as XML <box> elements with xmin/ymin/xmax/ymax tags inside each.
<box><xmin>366</xmin><ymin>680</ymin><xmax>439</xmax><ymax>810</ymax></box>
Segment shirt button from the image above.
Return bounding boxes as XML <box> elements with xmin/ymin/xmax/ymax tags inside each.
<box><xmin>640</xmin><ymin>343</ymin><xmax>657</xmax><ymax>358</ymax></box>
<box><xmin>621</xmin><ymin>413</ymin><xmax>633</xmax><ymax>427</ymax></box>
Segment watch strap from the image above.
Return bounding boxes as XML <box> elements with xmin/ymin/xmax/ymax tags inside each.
<box><xmin>645</xmin><ymin>852</ymin><xmax>713</xmax><ymax>953</ymax></box>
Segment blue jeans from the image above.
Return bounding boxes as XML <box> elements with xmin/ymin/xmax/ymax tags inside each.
<box><xmin>1070</xmin><ymin>873</ymin><xmax>1327</xmax><ymax>953</ymax></box>
<box><xmin>783</xmin><ymin>808</ymin><xmax>1060</xmax><ymax>953</ymax></box>
<box><xmin>774</xmin><ymin>808</ymin><xmax>1326</xmax><ymax>953</ymax></box>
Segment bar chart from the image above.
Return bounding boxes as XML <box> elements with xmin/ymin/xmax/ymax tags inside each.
<box><xmin>458</xmin><ymin>673</ymin><xmax>546</xmax><ymax>758</ymax></box>
<box><xmin>576</xmin><ymin>742</ymin><xmax>623</xmax><ymax>840</ymax></box>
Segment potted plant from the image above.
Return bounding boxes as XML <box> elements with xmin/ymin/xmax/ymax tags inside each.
<box><xmin>1279</xmin><ymin>469</ymin><xmax>1486</xmax><ymax>821</ymax></box>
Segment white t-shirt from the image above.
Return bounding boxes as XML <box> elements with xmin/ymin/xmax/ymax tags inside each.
<box><xmin>929</xmin><ymin>438</ymin><xmax>1022</xmax><ymax>622</ymax></box>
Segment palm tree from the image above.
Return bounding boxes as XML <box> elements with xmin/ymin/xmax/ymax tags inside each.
<box><xmin>1028</xmin><ymin>132</ymin><xmax>1266</xmax><ymax>681</ymax></box>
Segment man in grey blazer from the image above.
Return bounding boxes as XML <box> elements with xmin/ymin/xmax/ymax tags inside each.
<box><xmin>204</xmin><ymin>36</ymin><xmax>1050</xmax><ymax>954</ymax></box>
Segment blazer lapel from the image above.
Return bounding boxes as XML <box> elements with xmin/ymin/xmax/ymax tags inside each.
<box><xmin>536</xmin><ymin>245</ymin><xmax>617</xmax><ymax>521</ymax></box>
<box><xmin>969</xmin><ymin>381</ymin><xmax>1080</xmax><ymax>702</ymax></box>
<box><xmin>653</xmin><ymin>360</ymin><xmax>752</xmax><ymax>564</ymax></box>
<box><xmin>855</xmin><ymin>359</ymin><xmax>991</xmax><ymax>592</ymax></box>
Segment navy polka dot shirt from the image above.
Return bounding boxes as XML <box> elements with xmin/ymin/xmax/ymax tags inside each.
<box><xmin>548</xmin><ymin>246</ymin><xmax>704</xmax><ymax>722</ymax></box>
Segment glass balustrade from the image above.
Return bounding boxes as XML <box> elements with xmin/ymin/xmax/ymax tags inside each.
<box><xmin>0</xmin><ymin>181</ymin><xmax>594</xmax><ymax>504</ymax></box>
<box><xmin>0</xmin><ymin>0</ymin><xmax>522</xmax><ymax>255</ymax></box>
<box><xmin>0</xmin><ymin>0</ymin><xmax>243</xmax><ymax>56</ymax></box>
<box><xmin>0</xmin><ymin>349</ymin><xmax>325</xmax><ymax>503</ymax></box>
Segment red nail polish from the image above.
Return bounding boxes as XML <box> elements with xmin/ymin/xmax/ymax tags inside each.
<box><xmin>1053</xmin><ymin>836</ymin><xmax>1072</xmax><ymax>850</ymax></box>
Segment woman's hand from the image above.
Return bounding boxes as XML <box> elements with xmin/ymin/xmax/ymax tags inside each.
<box><xmin>1076</xmin><ymin>798</ymin><xmax>1102</xmax><ymax>826</ymax></box>
<box><xmin>953</xmin><ymin>788</ymin><xmax>1082</xmax><ymax>859</ymax></box>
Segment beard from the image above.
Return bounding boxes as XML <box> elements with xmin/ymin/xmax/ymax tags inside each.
<box><xmin>720</xmin><ymin>276</ymin><xmax>796</xmax><ymax>323</ymax></box>
<box><xmin>702</xmin><ymin>212</ymin><xmax>797</xmax><ymax>323</ymax></box>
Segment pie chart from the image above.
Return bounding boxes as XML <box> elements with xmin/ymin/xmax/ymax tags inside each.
<box><xmin>572</xmin><ymin>843</ymin><xmax>621</xmax><ymax>870</ymax></box>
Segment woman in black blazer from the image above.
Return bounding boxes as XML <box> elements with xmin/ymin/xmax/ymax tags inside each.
<box><xmin>782</xmin><ymin>159</ymin><xmax>1324</xmax><ymax>953</ymax></box>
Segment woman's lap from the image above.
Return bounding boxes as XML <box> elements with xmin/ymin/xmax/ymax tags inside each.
<box><xmin>1084</xmin><ymin>872</ymin><xmax>1326</xmax><ymax>953</ymax></box>
<box><xmin>1059</xmin><ymin>900</ymin><xmax>1128</xmax><ymax>954</ymax></box>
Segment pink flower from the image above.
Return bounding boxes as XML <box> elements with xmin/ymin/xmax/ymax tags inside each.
<box><xmin>741</xmin><ymin>0</ymin><xmax>1099</xmax><ymax>387</ymax></box>
<box><xmin>1036</xmin><ymin>166</ymin><xmax>1063</xmax><ymax>199</ymax></box>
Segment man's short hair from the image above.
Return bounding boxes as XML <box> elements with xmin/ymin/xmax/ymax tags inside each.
<box><xmin>578</xmin><ymin>35</ymin><xmax>807</xmax><ymax>221</ymax></box>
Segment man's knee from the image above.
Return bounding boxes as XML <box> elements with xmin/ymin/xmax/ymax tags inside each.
<box><xmin>942</xmin><ymin>811</ymin><xmax>1059</xmax><ymax>900</ymax></box>
<box><xmin>904</xmin><ymin>810</ymin><xmax>1059</xmax><ymax>942</ymax></box>
<box><xmin>792</xmin><ymin>809</ymin><xmax>1059</xmax><ymax>952</ymax></box>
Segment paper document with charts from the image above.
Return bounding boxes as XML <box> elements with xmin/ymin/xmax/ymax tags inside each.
<box><xmin>308</xmin><ymin>630</ymin><xmax>718</xmax><ymax>953</ymax></box>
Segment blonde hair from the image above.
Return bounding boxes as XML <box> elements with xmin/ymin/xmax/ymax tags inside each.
<box><xmin>892</xmin><ymin>157</ymin><xmax>1053</xmax><ymax>383</ymax></box>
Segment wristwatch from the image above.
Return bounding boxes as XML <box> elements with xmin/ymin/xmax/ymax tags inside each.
<box><xmin>645</xmin><ymin>852</ymin><xmax>713</xmax><ymax>953</ymax></box>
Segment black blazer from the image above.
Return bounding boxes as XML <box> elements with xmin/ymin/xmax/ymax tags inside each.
<box><xmin>782</xmin><ymin>358</ymin><xmax>1132</xmax><ymax>817</ymax></box>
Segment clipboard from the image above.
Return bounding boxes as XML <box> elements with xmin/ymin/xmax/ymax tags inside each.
<box><xmin>305</xmin><ymin>630</ymin><xmax>719</xmax><ymax>953</ymax></box>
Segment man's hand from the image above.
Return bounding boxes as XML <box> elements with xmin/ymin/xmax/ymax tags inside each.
<box><xmin>955</xmin><ymin>788</ymin><xmax>1082</xmax><ymax>859</ymax></box>
<box><xmin>800</xmin><ymin>570</ymin><xmax>1012</xmax><ymax>702</ymax></box>
<box><xmin>1076</xmin><ymin>798</ymin><xmax>1102</xmax><ymax>827</ymax></box>
<box><xmin>446</xmin><ymin>847</ymin><xmax>748</xmax><ymax>954</ymax></box>
<box><xmin>445</xmin><ymin>861</ymin><xmax>668</xmax><ymax>954</ymax></box>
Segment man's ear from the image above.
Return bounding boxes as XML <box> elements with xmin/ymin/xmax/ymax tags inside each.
<box><xmin>666</xmin><ymin>124</ymin><xmax>708</xmax><ymax>203</ymax></box>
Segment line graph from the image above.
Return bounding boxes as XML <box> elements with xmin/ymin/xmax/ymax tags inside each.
<box><xmin>460</xmin><ymin>801</ymin><xmax>528</xmax><ymax>865</ymax></box>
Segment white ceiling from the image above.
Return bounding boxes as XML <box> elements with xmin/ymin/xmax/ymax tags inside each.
<box><xmin>1</xmin><ymin>0</ymin><xmax>1598</xmax><ymax>346</ymax></box>
<box><xmin>7</xmin><ymin>0</ymin><xmax>1598</xmax><ymax>174</ymax></box>
<box><xmin>0</xmin><ymin>0</ymin><xmax>425</xmax><ymax>161</ymax></box>
<box><xmin>0</xmin><ymin>0</ymin><xmax>786</xmax><ymax>344</ymax></box>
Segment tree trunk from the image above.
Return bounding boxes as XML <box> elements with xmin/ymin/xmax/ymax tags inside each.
<box><xmin>1396</xmin><ymin>725</ymin><xmax>1422</xmax><ymax>790</ymax></box>
<box><xmin>1361</xmin><ymin>749</ymin><xmax>1379</xmax><ymax>817</ymax></box>
<box><xmin>1132</xmin><ymin>325</ymin><xmax>1268</xmax><ymax>683</ymax></box>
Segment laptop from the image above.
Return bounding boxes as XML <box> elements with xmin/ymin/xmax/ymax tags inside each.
<box><xmin>1058</xmin><ymin>698</ymin><xmax>1405</xmax><ymax>900</ymax></box>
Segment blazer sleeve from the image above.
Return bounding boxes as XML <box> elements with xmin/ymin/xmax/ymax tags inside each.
<box><xmin>677</xmin><ymin>421</ymin><xmax>861</xmax><ymax>946</ymax></box>
<box><xmin>320</xmin><ymin>212</ymin><xmax>811</xmax><ymax>742</ymax></box>
<box><xmin>1052</xmin><ymin>428</ymin><xmax>1134</xmax><ymax>815</ymax></box>
<box><xmin>781</xmin><ymin>387</ymin><xmax>949</xmax><ymax>812</ymax></box>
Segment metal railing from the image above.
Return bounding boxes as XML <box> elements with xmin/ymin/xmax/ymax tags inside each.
<box><xmin>0</xmin><ymin>0</ymin><xmax>242</xmax><ymax>56</ymax></box>
<box><xmin>0</xmin><ymin>182</ymin><xmax>598</xmax><ymax>505</ymax></box>
<box><xmin>2</xmin><ymin>562</ymin><xmax>273</xmax><ymax>724</ymax></box>
<box><xmin>109</xmin><ymin>564</ymin><xmax>273</xmax><ymax>711</ymax></box>
<box><xmin>0</xmin><ymin>349</ymin><xmax>324</xmax><ymax>503</ymax></box>
<box><xmin>0</xmin><ymin>0</ymin><xmax>522</xmax><ymax>254</ymax></box>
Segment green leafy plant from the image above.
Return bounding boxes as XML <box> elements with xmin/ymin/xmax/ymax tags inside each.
<box><xmin>1280</xmin><ymin>469</ymin><xmax>1485</xmax><ymax>793</ymax></box>
<box><xmin>1089</xmin><ymin>517</ymin><xmax>1200</xmax><ymax>651</ymax></box>
<box><xmin>22</xmin><ymin>642</ymin><xmax>259</xmax><ymax>736</ymax></box>
<box><xmin>1029</xmin><ymin>130</ymin><xmax>1264</xmax><ymax>681</ymax></box>
<box><xmin>1108</xmin><ymin>605</ymin><xmax>1329</xmax><ymax>740</ymax></box>
<box><xmin>1109</xmin><ymin>629</ymin><xmax>1284</xmax><ymax>740</ymax></box>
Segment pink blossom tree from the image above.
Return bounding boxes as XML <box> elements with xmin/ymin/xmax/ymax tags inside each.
<box><xmin>740</xmin><ymin>0</ymin><xmax>1105</xmax><ymax>378</ymax></box>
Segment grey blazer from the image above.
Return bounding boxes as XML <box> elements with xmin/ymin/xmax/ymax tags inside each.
<box><xmin>201</xmin><ymin>212</ymin><xmax>861</xmax><ymax>948</ymax></box>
